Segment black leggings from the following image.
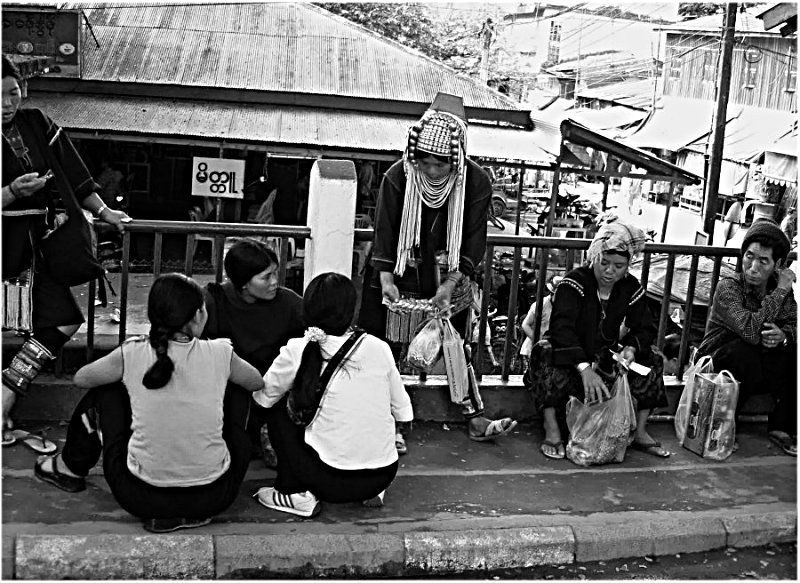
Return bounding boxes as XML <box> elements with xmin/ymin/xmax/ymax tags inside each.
<box><xmin>262</xmin><ymin>396</ymin><xmax>398</xmax><ymax>503</ymax></box>
<box><xmin>61</xmin><ymin>382</ymin><xmax>253</xmax><ymax>520</ymax></box>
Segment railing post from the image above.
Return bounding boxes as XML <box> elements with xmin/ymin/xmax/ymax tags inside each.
<box><xmin>304</xmin><ymin>160</ymin><xmax>357</xmax><ymax>290</ymax></box>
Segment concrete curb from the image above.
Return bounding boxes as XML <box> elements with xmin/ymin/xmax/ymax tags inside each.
<box><xmin>8</xmin><ymin>508</ymin><xmax>796</xmax><ymax>579</ymax></box>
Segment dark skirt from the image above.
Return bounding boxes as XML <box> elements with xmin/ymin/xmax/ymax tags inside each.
<box><xmin>525</xmin><ymin>341</ymin><xmax>668</xmax><ymax>413</ymax></box>
<box><xmin>32</xmin><ymin>263</ymin><xmax>84</xmax><ymax>329</ymax></box>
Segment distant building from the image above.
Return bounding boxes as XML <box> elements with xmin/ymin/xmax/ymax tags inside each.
<box><xmin>500</xmin><ymin>3</ymin><xmax>675</xmax><ymax>99</ymax></box>
<box><xmin>626</xmin><ymin>9</ymin><xmax>797</xmax><ymax>218</ymax></box>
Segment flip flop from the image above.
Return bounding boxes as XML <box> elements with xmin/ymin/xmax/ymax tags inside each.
<box><xmin>630</xmin><ymin>439</ymin><xmax>671</xmax><ymax>458</ymax></box>
<box><xmin>7</xmin><ymin>429</ymin><xmax>57</xmax><ymax>454</ymax></box>
<box><xmin>2</xmin><ymin>430</ymin><xmax>16</xmax><ymax>447</ymax></box>
<box><xmin>768</xmin><ymin>431</ymin><xmax>798</xmax><ymax>457</ymax></box>
<box><xmin>469</xmin><ymin>418</ymin><xmax>517</xmax><ymax>442</ymax></box>
<box><xmin>539</xmin><ymin>439</ymin><xmax>566</xmax><ymax>460</ymax></box>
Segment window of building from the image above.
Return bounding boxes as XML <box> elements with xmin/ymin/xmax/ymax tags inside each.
<box><xmin>668</xmin><ymin>47</ymin><xmax>681</xmax><ymax>80</ymax></box>
<box><xmin>743</xmin><ymin>58</ymin><xmax>758</xmax><ymax>89</ymax></box>
<box><xmin>546</xmin><ymin>21</ymin><xmax>561</xmax><ymax>64</ymax></box>
<box><xmin>703</xmin><ymin>49</ymin><xmax>716</xmax><ymax>82</ymax></box>
<box><xmin>787</xmin><ymin>48</ymin><xmax>797</xmax><ymax>92</ymax></box>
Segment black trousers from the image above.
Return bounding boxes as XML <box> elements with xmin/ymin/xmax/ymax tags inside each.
<box><xmin>263</xmin><ymin>395</ymin><xmax>398</xmax><ymax>503</ymax></box>
<box><xmin>706</xmin><ymin>338</ymin><xmax>797</xmax><ymax>435</ymax></box>
<box><xmin>61</xmin><ymin>382</ymin><xmax>253</xmax><ymax>520</ymax></box>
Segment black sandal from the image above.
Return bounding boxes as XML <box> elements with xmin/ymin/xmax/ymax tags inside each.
<box><xmin>34</xmin><ymin>455</ymin><xmax>87</xmax><ymax>493</ymax></box>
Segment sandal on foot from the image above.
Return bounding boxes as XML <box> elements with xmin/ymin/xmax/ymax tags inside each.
<box><xmin>34</xmin><ymin>455</ymin><xmax>86</xmax><ymax>493</ymax></box>
<box><xmin>469</xmin><ymin>418</ymin><xmax>517</xmax><ymax>442</ymax></box>
<box><xmin>631</xmin><ymin>439</ymin><xmax>671</xmax><ymax>458</ymax></box>
<box><xmin>768</xmin><ymin>431</ymin><xmax>797</xmax><ymax>457</ymax></box>
<box><xmin>8</xmin><ymin>429</ymin><xmax>57</xmax><ymax>454</ymax></box>
<box><xmin>539</xmin><ymin>440</ymin><xmax>566</xmax><ymax>460</ymax></box>
<box><xmin>2</xmin><ymin>430</ymin><xmax>16</xmax><ymax>446</ymax></box>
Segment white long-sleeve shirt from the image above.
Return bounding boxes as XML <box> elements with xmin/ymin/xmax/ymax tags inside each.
<box><xmin>254</xmin><ymin>332</ymin><xmax>414</xmax><ymax>470</ymax></box>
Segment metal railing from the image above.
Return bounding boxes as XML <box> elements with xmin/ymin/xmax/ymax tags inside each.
<box><xmin>475</xmin><ymin>234</ymin><xmax>748</xmax><ymax>382</ymax></box>
<box><xmin>84</xmin><ymin>220</ymin><xmax>310</xmax><ymax>361</ymax></box>
<box><xmin>82</xmin><ymin>221</ymin><xmax>786</xmax><ymax>386</ymax></box>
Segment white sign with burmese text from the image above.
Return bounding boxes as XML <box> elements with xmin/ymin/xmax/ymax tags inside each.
<box><xmin>191</xmin><ymin>157</ymin><xmax>245</xmax><ymax>199</ymax></box>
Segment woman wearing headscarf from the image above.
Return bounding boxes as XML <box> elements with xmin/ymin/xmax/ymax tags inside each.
<box><xmin>359</xmin><ymin>93</ymin><xmax>516</xmax><ymax>449</ymax></box>
<box><xmin>526</xmin><ymin>217</ymin><xmax>669</xmax><ymax>460</ymax></box>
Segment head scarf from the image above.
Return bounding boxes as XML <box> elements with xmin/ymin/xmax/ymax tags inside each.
<box><xmin>395</xmin><ymin>110</ymin><xmax>468</xmax><ymax>276</ymax></box>
<box><xmin>586</xmin><ymin>215</ymin><xmax>647</xmax><ymax>265</ymax></box>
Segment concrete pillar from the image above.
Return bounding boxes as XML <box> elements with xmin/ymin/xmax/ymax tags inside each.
<box><xmin>304</xmin><ymin>160</ymin><xmax>357</xmax><ymax>290</ymax></box>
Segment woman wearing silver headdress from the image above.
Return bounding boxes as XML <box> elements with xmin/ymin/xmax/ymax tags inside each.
<box><xmin>359</xmin><ymin>93</ymin><xmax>516</xmax><ymax>451</ymax></box>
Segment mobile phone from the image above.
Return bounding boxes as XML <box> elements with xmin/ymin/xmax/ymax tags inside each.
<box><xmin>41</xmin><ymin>169</ymin><xmax>54</xmax><ymax>181</ymax></box>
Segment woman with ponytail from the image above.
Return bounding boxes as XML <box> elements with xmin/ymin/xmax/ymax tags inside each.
<box><xmin>33</xmin><ymin>273</ymin><xmax>264</xmax><ymax>533</ymax></box>
<box><xmin>253</xmin><ymin>272</ymin><xmax>413</xmax><ymax>518</ymax></box>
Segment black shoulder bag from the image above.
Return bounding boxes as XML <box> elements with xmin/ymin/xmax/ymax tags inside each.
<box><xmin>287</xmin><ymin>329</ymin><xmax>366</xmax><ymax>427</ymax></box>
<box><xmin>38</xmin><ymin>146</ymin><xmax>105</xmax><ymax>287</ymax></box>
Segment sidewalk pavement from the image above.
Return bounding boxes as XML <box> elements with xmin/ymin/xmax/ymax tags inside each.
<box><xmin>2</xmin><ymin>420</ymin><xmax>795</xmax><ymax>579</ymax></box>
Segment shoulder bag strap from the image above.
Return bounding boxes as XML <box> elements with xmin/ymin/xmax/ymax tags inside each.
<box><xmin>317</xmin><ymin>329</ymin><xmax>366</xmax><ymax>390</ymax></box>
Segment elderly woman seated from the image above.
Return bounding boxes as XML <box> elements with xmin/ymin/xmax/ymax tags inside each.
<box><xmin>525</xmin><ymin>217</ymin><xmax>670</xmax><ymax>460</ymax></box>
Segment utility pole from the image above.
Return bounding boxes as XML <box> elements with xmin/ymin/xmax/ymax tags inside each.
<box><xmin>479</xmin><ymin>17</ymin><xmax>495</xmax><ymax>83</ymax></box>
<box><xmin>702</xmin><ymin>3</ymin><xmax>737</xmax><ymax>243</ymax></box>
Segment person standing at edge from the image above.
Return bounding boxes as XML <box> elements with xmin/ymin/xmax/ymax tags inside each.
<box><xmin>358</xmin><ymin>92</ymin><xmax>516</xmax><ymax>451</ymax></box>
<box><xmin>2</xmin><ymin>55</ymin><xmax>130</xmax><ymax>436</ymax></box>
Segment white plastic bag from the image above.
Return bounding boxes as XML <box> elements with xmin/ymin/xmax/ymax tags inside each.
<box><xmin>566</xmin><ymin>372</ymin><xmax>636</xmax><ymax>467</ymax></box>
<box><xmin>674</xmin><ymin>354</ymin><xmax>714</xmax><ymax>444</ymax></box>
<box><xmin>406</xmin><ymin>318</ymin><xmax>443</xmax><ymax>372</ymax></box>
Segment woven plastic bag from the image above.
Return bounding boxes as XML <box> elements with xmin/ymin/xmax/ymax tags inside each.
<box><xmin>674</xmin><ymin>354</ymin><xmax>714</xmax><ymax>444</ymax></box>
<box><xmin>566</xmin><ymin>372</ymin><xmax>636</xmax><ymax>467</ymax></box>
<box><xmin>406</xmin><ymin>317</ymin><xmax>443</xmax><ymax>372</ymax></box>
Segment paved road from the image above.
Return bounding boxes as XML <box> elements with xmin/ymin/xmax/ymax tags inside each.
<box><xmin>422</xmin><ymin>542</ymin><xmax>797</xmax><ymax>579</ymax></box>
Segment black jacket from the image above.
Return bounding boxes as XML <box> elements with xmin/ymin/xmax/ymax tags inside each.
<box><xmin>547</xmin><ymin>265</ymin><xmax>655</xmax><ymax>368</ymax></box>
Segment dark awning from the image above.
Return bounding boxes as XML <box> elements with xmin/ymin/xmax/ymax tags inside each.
<box><xmin>560</xmin><ymin>118</ymin><xmax>702</xmax><ymax>184</ymax></box>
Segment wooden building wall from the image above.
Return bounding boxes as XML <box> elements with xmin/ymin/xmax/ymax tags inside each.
<box><xmin>663</xmin><ymin>33</ymin><xmax>796</xmax><ymax>112</ymax></box>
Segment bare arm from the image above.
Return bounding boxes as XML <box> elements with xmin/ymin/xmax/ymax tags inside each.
<box><xmin>74</xmin><ymin>348</ymin><xmax>124</xmax><ymax>389</ymax></box>
<box><xmin>229</xmin><ymin>352</ymin><xmax>265</xmax><ymax>392</ymax></box>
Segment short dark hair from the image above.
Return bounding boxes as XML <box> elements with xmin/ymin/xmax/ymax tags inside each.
<box><xmin>223</xmin><ymin>238</ymin><xmax>278</xmax><ymax>289</ymax></box>
<box><xmin>2</xmin><ymin>55</ymin><xmax>22</xmax><ymax>82</ymax></box>
<box><xmin>416</xmin><ymin>152</ymin><xmax>450</xmax><ymax>164</ymax></box>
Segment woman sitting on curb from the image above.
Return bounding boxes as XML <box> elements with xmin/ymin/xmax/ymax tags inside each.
<box><xmin>34</xmin><ymin>273</ymin><xmax>264</xmax><ymax>533</ymax></box>
<box><xmin>254</xmin><ymin>272</ymin><xmax>413</xmax><ymax>518</ymax></box>
<box><xmin>525</xmin><ymin>217</ymin><xmax>670</xmax><ymax>461</ymax></box>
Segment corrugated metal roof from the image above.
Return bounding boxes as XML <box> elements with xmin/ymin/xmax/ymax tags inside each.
<box><xmin>657</xmin><ymin>12</ymin><xmax>776</xmax><ymax>34</ymax></box>
<box><xmin>69</xmin><ymin>2</ymin><xmax>521</xmax><ymax>112</ymax></box>
<box><xmin>27</xmin><ymin>93</ymin><xmax>552</xmax><ymax>164</ymax></box>
<box><xmin>566</xmin><ymin>106</ymin><xmax>648</xmax><ymax>131</ymax></box>
<box><xmin>577</xmin><ymin>78</ymin><xmax>657</xmax><ymax>110</ymax></box>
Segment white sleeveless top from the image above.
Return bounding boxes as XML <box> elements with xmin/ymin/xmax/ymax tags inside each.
<box><xmin>121</xmin><ymin>337</ymin><xmax>233</xmax><ymax>487</ymax></box>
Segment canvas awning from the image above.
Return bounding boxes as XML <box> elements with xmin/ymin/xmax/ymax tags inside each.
<box><xmin>565</xmin><ymin>106</ymin><xmax>648</xmax><ymax>132</ymax></box>
<box><xmin>622</xmin><ymin>97</ymin><xmax>722</xmax><ymax>151</ymax></box>
<box><xmin>760</xmin><ymin>130</ymin><xmax>798</xmax><ymax>186</ymax></box>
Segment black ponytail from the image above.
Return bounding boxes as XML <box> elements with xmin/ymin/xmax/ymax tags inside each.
<box><xmin>141</xmin><ymin>273</ymin><xmax>204</xmax><ymax>390</ymax></box>
<box><xmin>289</xmin><ymin>272</ymin><xmax>357</xmax><ymax>408</ymax></box>
<box><xmin>142</xmin><ymin>325</ymin><xmax>175</xmax><ymax>390</ymax></box>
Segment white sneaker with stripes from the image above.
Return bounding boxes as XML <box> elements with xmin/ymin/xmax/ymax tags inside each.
<box><xmin>254</xmin><ymin>486</ymin><xmax>321</xmax><ymax>518</ymax></box>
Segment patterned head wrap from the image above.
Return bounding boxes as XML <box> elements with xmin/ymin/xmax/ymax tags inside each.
<box><xmin>395</xmin><ymin>109</ymin><xmax>468</xmax><ymax>276</ymax></box>
<box><xmin>586</xmin><ymin>215</ymin><xmax>647</xmax><ymax>265</ymax></box>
